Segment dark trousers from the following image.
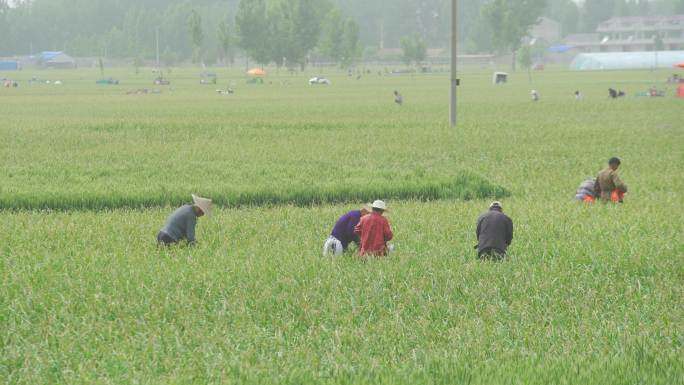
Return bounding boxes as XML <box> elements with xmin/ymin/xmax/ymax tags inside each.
<box><xmin>157</xmin><ymin>231</ymin><xmax>177</xmax><ymax>246</ymax></box>
<box><xmin>478</xmin><ymin>247</ymin><xmax>506</xmax><ymax>261</ymax></box>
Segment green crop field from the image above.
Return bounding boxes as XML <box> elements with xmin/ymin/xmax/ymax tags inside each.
<box><xmin>1</xmin><ymin>66</ymin><xmax>683</xmax><ymax>384</ymax></box>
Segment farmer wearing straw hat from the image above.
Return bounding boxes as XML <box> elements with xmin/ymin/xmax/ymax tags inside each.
<box><xmin>476</xmin><ymin>201</ymin><xmax>513</xmax><ymax>260</ymax></box>
<box><xmin>157</xmin><ymin>194</ymin><xmax>212</xmax><ymax>246</ymax></box>
<box><xmin>323</xmin><ymin>205</ymin><xmax>371</xmax><ymax>256</ymax></box>
<box><xmin>354</xmin><ymin>200</ymin><xmax>394</xmax><ymax>257</ymax></box>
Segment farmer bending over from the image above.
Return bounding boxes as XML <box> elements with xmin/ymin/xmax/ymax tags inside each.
<box><xmin>323</xmin><ymin>205</ymin><xmax>371</xmax><ymax>256</ymax></box>
<box><xmin>394</xmin><ymin>90</ymin><xmax>403</xmax><ymax>105</ymax></box>
<box><xmin>594</xmin><ymin>157</ymin><xmax>627</xmax><ymax>203</ymax></box>
<box><xmin>157</xmin><ymin>194</ymin><xmax>212</xmax><ymax>246</ymax></box>
<box><xmin>354</xmin><ymin>200</ymin><xmax>394</xmax><ymax>257</ymax></box>
<box><xmin>575</xmin><ymin>178</ymin><xmax>596</xmax><ymax>203</ymax></box>
<box><xmin>476</xmin><ymin>201</ymin><xmax>513</xmax><ymax>260</ymax></box>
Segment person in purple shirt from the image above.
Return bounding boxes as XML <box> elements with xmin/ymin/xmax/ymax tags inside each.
<box><xmin>323</xmin><ymin>205</ymin><xmax>371</xmax><ymax>256</ymax></box>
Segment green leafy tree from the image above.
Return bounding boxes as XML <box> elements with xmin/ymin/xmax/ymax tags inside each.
<box><xmin>160</xmin><ymin>2</ymin><xmax>194</xmax><ymax>61</ymax></box>
<box><xmin>518</xmin><ymin>44</ymin><xmax>532</xmax><ymax>70</ymax></box>
<box><xmin>162</xmin><ymin>46</ymin><xmax>179</xmax><ymax>67</ymax></box>
<box><xmin>217</xmin><ymin>18</ymin><xmax>236</xmax><ymax>66</ymax></box>
<box><xmin>677</xmin><ymin>0</ymin><xmax>684</xmax><ymax>13</ymax></box>
<box><xmin>0</xmin><ymin>0</ymin><xmax>9</xmax><ymax>52</ymax></box>
<box><xmin>635</xmin><ymin>0</ymin><xmax>649</xmax><ymax>15</ymax></box>
<box><xmin>133</xmin><ymin>54</ymin><xmax>144</xmax><ymax>74</ymax></box>
<box><xmin>544</xmin><ymin>0</ymin><xmax>579</xmax><ymax>37</ymax></box>
<box><xmin>400</xmin><ymin>33</ymin><xmax>427</xmax><ymax>68</ymax></box>
<box><xmin>267</xmin><ymin>1</ymin><xmax>289</xmax><ymax>67</ymax></box>
<box><xmin>98</xmin><ymin>57</ymin><xmax>105</xmax><ymax>79</ymax></box>
<box><xmin>0</xmin><ymin>0</ymin><xmax>7</xmax><ymax>21</ymax></box>
<box><xmin>319</xmin><ymin>10</ymin><xmax>360</xmax><ymax>68</ymax></box>
<box><xmin>0</xmin><ymin>0</ymin><xmax>488</xmax><ymax>61</ymax></box>
<box><xmin>482</xmin><ymin>0</ymin><xmax>547</xmax><ymax>71</ymax></box>
<box><xmin>400</xmin><ymin>35</ymin><xmax>413</xmax><ymax>66</ymax></box>
<box><xmin>614</xmin><ymin>0</ymin><xmax>631</xmax><ymax>17</ymax></box>
<box><xmin>281</xmin><ymin>0</ymin><xmax>331</xmax><ymax>70</ymax></box>
<box><xmin>319</xmin><ymin>9</ymin><xmax>344</xmax><ymax>62</ymax></box>
<box><xmin>235</xmin><ymin>0</ymin><xmax>271</xmax><ymax>65</ymax></box>
<box><xmin>188</xmin><ymin>9</ymin><xmax>204</xmax><ymax>64</ymax></box>
<box><xmin>99</xmin><ymin>27</ymin><xmax>129</xmax><ymax>58</ymax></box>
<box><xmin>580</xmin><ymin>0</ymin><xmax>615</xmax><ymax>32</ymax></box>
<box><xmin>340</xmin><ymin>17</ymin><xmax>361</xmax><ymax>68</ymax></box>
<box><xmin>518</xmin><ymin>44</ymin><xmax>534</xmax><ymax>83</ymax></box>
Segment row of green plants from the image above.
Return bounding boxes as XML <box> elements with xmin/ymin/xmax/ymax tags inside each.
<box><xmin>0</xmin><ymin>172</ymin><xmax>508</xmax><ymax>210</ymax></box>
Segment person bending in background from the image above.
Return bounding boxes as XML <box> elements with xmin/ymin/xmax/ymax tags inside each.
<box><xmin>354</xmin><ymin>200</ymin><xmax>394</xmax><ymax>257</ymax></box>
<box><xmin>394</xmin><ymin>90</ymin><xmax>403</xmax><ymax>105</ymax></box>
<box><xmin>594</xmin><ymin>157</ymin><xmax>628</xmax><ymax>203</ymax></box>
<box><xmin>157</xmin><ymin>194</ymin><xmax>212</xmax><ymax>246</ymax></box>
<box><xmin>476</xmin><ymin>201</ymin><xmax>513</xmax><ymax>261</ymax></box>
<box><xmin>323</xmin><ymin>205</ymin><xmax>371</xmax><ymax>256</ymax></box>
<box><xmin>575</xmin><ymin>178</ymin><xmax>596</xmax><ymax>203</ymax></box>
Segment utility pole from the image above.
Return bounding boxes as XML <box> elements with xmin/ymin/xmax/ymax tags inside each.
<box><xmin>449</xmin><ymin>0</ymin><xmax>458</xmax><ymax>127</ymax></box>
<box><xmin>155</xmin><ymin>27</ymin><xmax>160</xmax><ymax>67</ymax></box>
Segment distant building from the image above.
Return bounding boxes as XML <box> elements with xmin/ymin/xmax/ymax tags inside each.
<box><xmin>565</xmin><ymin>15</ymin><xmax>684</xmax><ymax>53</ymax></box>
<box><xmin>563</xmin><ymin>33</ymin><xmax>602</xmax><ymax>53</ymax></box>
<box><xmin>598</xmin><ymin>15</ymin><xmax>684</xmax><ymax>51</ymax></box>
<box><xmin>529</xmin><ymin>17</ymin><xmax>562</xmax><ymax>44</ymax></box>
<box><xmin>38</xmin><ymin>51</ymin><xmax>76</xmax><ymax>68</ymax></box>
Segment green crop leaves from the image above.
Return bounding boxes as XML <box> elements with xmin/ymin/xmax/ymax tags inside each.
<box><xmin>1</xmin><ymin>67</ymin><xmax>682</xmax><ymax>384</ymax></box>
<box><xmin>0</xmin><ymin>171</ymin><xmax>508</xmax><ymax>210</ymax></box>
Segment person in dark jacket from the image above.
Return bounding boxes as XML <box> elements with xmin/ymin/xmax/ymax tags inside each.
<box><xmin>476</xmin><ymin>201</ymin><xmax>513</xmax><ymax>260</ymax></box>
<box><xmin>157</xmin><ymin>194</ymin><xmax>212</xmax><ymax>246</ymax></box>
<box><xmin>323</xmin><ymin>205</ymin><xmax>371</xmax><ymax>256</ymax></box>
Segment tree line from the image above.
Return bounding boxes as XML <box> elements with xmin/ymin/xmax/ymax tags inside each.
<box><xmin>233</xmin><ymin>0</ymin><xmax>360</xmax><ymax>69</ymax></box>
<box><xmin>0</xmin><ymin>0</ymin><xmax>682</xmax><ymax>67</ymax></box>
<box><xmin>0</xmin><ymin>0</ymin><xmax>361</xmax><ymax>69</ymax></box>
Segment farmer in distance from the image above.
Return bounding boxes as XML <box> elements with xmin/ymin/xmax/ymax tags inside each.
<box><xmin>594</xmin><ymin>157</ymin><xmax>628</xmax><ymax>203</ymax></box>
<box><xmin>394</xmin><ymin>90</ymin><xmax>403</xmax><ymax>105</ymax></box>
<box><xmin>476</xmin><ymin>201</ymin><xmax>513</xmax><ymax>260</ymax></box>
<box><xmin>323</xmin><ymin>204</ymin><xmax>371</xmax><ymax>256</ymax></box>
<box><xmin>157</xmin><ymin>194</ymin><xmax>212</xmax><ymax>246</ymax></box>
<box><xmin>354</xmin><ymin>200</ymin><xmax>394</xmax><ymax>257</ymax></box>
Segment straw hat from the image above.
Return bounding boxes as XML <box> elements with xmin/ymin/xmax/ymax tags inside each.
<box><xmin>192</xmin><ymin>194</ymin><xmax>213</xmax><ymax>217</ymax></box>
<box><xmin>371</xmin><ymin>200</ymin><xmax>387</xmax><ymax>211</ymax></box>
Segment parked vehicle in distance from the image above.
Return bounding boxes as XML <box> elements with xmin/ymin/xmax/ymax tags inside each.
<box><xmin>309</xmin><ymin>77</ymin><xmax>331</xmax><ymax>85</ymax></box>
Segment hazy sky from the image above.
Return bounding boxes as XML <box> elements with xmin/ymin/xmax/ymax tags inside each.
<box><xmin>4</xmin><ymin>0</ymin><xmax>587</xmax><ymax>7</ymax></box>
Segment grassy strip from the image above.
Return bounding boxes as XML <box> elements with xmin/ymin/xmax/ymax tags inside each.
<box><xmin>0</xmin><ymin>171</ymin><xmax>508</xmax><ymax>210</ymax></box>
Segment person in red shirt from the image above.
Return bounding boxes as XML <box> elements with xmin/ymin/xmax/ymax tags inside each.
<box><xmin>354</xmin><ymin>200</ymin><xmax>394</xmax><ymax>256</ymax></box>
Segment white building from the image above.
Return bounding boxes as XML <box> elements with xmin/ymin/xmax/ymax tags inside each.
<box><xmin>566</xmin><ymin>15</ymin><xmax>684</xmax><ymax>53</ymax></box>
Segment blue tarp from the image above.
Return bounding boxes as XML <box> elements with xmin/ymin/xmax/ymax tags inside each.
<box><xmin>548</xmin><ymin>45</ymin><xmax>573</xmax><ymax>53</ymax></box>
<box><xmin>39</xmin><ymin>51</ymin><xmax>63</xmax><ymax>61</ymax></box>
<box><xmin>0</xmin><ymin>61</ymin><xmax>19</xmax><ymax>70</ymax></box>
